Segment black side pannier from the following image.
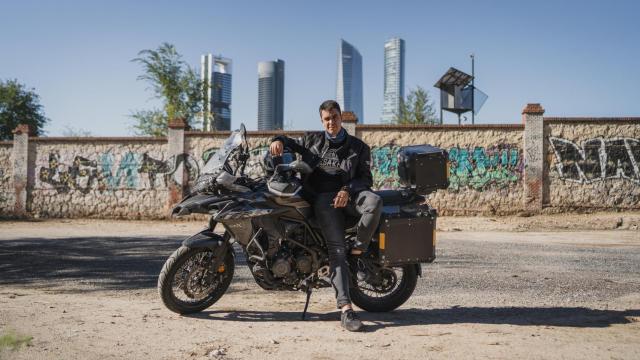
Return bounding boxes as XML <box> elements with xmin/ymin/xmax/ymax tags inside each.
<box><xmin>397</xmin><ymin>145</ymin><xmax>449</xmax><ymax>195</ymax></box>
<box><xmin>377</xmin><ymin>204</ymin><xmax>437</xmax><ymax>266</ymax></box>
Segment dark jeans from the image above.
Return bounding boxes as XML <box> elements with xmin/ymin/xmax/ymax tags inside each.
<box><xmin>313</xmin><ymin>191</ymin><xmax>383</xmax><ymax>308</ymax></box>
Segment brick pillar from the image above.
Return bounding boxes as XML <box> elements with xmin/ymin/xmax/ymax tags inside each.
<box><xmin>522</xmin><ymin>103</ymin><xmax>545</xmax><ymax>213</ymax></box>
<box><xmin>167</xmin><ymin>118</ymin><xmax>187</xmax><ymax>211</ymax></box>
<box><xmin>342</xmin><ymin>111</ymin><xmax>358</xmax><ymax>138</ymax></box>
<box><xmin>12</xmin><ymin>124</ymin><xmax>30</xmax><ymax>217</ymax></box>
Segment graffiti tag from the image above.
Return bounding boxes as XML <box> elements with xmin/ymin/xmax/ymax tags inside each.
<box><xmin>549</xmin><ymin>137</ymin><xmax>640</xmax><ymax>184</ymax></box>
<box><xmin>38</xmin><ymin>153</ymin><xmax>99</xmax><ymax>194</ymax></box>
<box><xmin>448</xmin><ymin>145</ymin><xmax>522</xmax><ymax>191</ymax></box>
<box><xmin>369</xmin><ymin>144</ymin><xmax>523</xmax><ymax>191</ymax></box>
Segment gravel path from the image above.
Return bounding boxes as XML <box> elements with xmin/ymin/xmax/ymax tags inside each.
<box><xmin>0</xmin><ymin>218</ymin><xmax>639</xmax><ymax>359</ymax></box>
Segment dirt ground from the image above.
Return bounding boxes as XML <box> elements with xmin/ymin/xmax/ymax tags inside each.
<box><xmin>1</xmin><ymin>213</ymin><xmax>639</xmax><ymax>359</ymax></box>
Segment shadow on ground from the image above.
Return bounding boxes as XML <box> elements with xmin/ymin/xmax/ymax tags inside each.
<box><xmin>0</xmin><ymin>236</ymin><xmax>248</xmax><ymax>291</ymax></box>
<box><xmin>190</xmin><ymin>307</ymin><xmax>640</xmax><ymax>330</ymax></box>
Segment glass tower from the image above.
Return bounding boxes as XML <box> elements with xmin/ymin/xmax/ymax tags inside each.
<box><xmin>201</xmin><ymin>54</ymin><xmax>232</xmax><ymax>131</ymax></box>
<box><xmin>381</xmin><ymin>37</ymin><xmax>405</xmax><ymax>123</ymax></box>
<box><xmin>257</xmin><ymin>60</ymin><xmax>285</xmax><ymax>130</ymax></box>
<box><xmin>336</xmin><ymin>39</ymin><xmax>363</xmax><ymax>123</ymax></box>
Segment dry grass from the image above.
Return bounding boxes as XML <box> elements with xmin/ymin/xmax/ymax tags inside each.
<box><xmin>0</xmin><ymin>329</ymin><xmax>32</xmax><ymax>352</ymax></box>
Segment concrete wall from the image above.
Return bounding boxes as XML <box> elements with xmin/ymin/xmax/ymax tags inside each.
<box><xmin>2</xmin><ymin>106</ymin><xmax>639</xmax><ymax>218</ymax></box>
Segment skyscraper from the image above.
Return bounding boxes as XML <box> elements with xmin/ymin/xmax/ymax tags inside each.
<box><xmin>201</xmin><ymin>54</ymin><xmax>233</xmax><ymax>131</ymax></box>
<box><xmin>257</xmin><ymin>60</ymin><xmax>285</xmax><ymax>130</ymax></box>
<box><xmin>336</xmin><ymin>39</ymin><xmax>363</xmax><ymax>123</ymax></box>
<box><xmin>381</xmin><ymin>37</ymin><xmax>405</xmax><ymax>123</ymax></box>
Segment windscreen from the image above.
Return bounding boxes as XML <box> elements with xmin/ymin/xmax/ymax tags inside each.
<box><xmin>201</xmin><ymin>129</ymin><xmax>243</xmax><ymax>175</ymax></box>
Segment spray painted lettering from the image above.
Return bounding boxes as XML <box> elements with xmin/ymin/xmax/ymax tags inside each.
<box><xmin>549</xmin><ymin>137</ymin><xmax>640</xmax><ymax>184</ymax></box>
<box><xmin>38</xmin><ymin>151</ymin><xmax>200</xmax><ymax>193</ymax></box>
<box><xmin>100</xmin><ymin>152</ymin><xmax>140</xmax><ymax>189</ymax></box>
<box><xmin>38</xmin><ymin>153</ymin><xmax>100</xmax><ymax>194</ymax></box>
<box><xmin>448</xmin><ymin>145</ymin><xmax>523</xmax><ymax>191</ymax></box>
<box><xmin>370</xmin><ymin>145</ymin><xmax>401</xmax><ymax>190</ymax></box>
<box><xmin>138</xmin><ymin>153</ymin><xmax>200</xmax><ymax>189</ymax></box>
<box><xmin>369</xmin><ymin>144</ymin><xmax>523</xmax><ymax>191</ymax></box>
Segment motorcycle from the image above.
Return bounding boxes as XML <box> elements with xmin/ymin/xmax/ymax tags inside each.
<box><xmin>157</xmin><ymin>124</ymin><xmax>449</xmax><ymax>317</ymax></box>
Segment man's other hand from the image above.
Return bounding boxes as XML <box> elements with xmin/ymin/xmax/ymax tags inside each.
<box><xmin>270</xmin><ymin>140</ymin><xmax>284</xmax><ymax>156</ymax></box>
<box><xmin>333</xmin><ymin>190</ymin><xmax>349</xmax><ymax>208</ymax></box>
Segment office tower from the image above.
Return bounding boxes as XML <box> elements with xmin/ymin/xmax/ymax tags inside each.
<box><xmin>257</xmin><ymin>59</ymin><xmax>285</xmax><ymax>130</ymax></box>
<box><xmin>336</xmin><ymin>39</ymin><xmax>364</xmax><ymax>123</ymax></box>
<box><xmin>201</xmin><ymin>54</ymin><xmax>232</xmax><ymax>131</ymax></box>
<box><xmin>381</xmin><ymin>37</ymin><xmax>405</xmax><ymax>123</ymax></box>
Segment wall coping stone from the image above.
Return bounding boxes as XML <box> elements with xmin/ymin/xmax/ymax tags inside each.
<box><xmin>342</xmin><ymin>111</ymin><xmax>358</xmax><ymax>123</ymax></box>
<box><xmin>12</xmin><ymin>124</ymin><xmax>30</xmax><ymax>135</ymax></box>
<box><xmin>28</xmin><ymin>136</ymin><xmax>167</xmax><ymax>142</ymax></box>
<box><xmin>185</xmin><ymin>130</ymin><xmax>308</xmax><ymax>137</ymax></box>
<box><xmin>522</xmin><ymin>103</ymin><xmax>545</xmax><ymax>115</ymax></box>
<box><xmin>168</xmin><ymin>118</ymin><xmax>187</xmax><ymax>129</ymax></box>
<box><xmin>544</xmin><ymin>117</ymin><xmax>640</xmax><ymax>123</ymax></box>
<box><xmin>356</xmin><ymin>124</ymin><xmax>524</xmax><ymax>130</ymax></box>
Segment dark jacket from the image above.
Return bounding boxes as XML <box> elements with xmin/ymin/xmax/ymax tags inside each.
<box><xmin>272</xmin><ymin>129</ymin><xmax>373</xmax><ymax>197</ymax></box>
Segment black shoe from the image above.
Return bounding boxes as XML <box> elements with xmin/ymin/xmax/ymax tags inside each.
<box><xmin>341</xmin><ymin>309</ymin><xmax>363</xmax><ymax>332</ymax></box>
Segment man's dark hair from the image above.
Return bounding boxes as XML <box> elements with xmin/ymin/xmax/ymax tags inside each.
<box><xmin>319</xmin><ymin>100</ymin><xmax>341</xmax><ymax>115</ymax></box>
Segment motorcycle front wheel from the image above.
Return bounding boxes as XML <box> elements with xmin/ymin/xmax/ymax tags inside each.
<box><xmin>350</xmin><ymin>264</ymin><xmax>418</xmax><ymax>312</ymax></box>
<box><xmin>158</xmin><ymin>246</ymin><xmax>234</xmax><ymax>314</ymax></box>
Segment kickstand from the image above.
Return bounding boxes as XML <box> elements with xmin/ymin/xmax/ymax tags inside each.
<box><xmin>301</xmin><ymin>287</ymin><xmax>313</xmax><ymax>320</ymax></box>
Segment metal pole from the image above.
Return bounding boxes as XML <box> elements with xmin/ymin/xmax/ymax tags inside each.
<box><xmin>471</xmin><ymin>53</ymin><xmax>475</xmax><ymax>125</ymax></box>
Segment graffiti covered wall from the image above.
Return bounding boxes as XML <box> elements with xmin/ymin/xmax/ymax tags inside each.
<box><xmin>30</xmin><ymin>140</ymin><xmax>170</xmax><ymax>218</ymax></box>
<box><xmin>359</xmin><ymin>126</ymin><xmax>525</xmax><ymax>214</ymax></box>
<box><xmin>0</xmin><ymin>144</ymin><xmax>14</xmax><ymax>215</ymax></box>
<box><xmin>546</xmin><ymin>121</ymin><xmax>640</xmax><ymax>209</ymax></box>
<box><xmin>3</xmin><ymin>117</ymin><xmax>637</xmax><ymax>219</ymax></box>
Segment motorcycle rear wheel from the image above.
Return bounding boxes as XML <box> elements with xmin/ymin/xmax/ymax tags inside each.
<box><xmin>158</xmin><ymin>246</ymin><xmax>234</xmax><ymax>314</ymax></box>
<box><xmin>350</xmin><ymin>264</ymin><xmax>418</xmax><ymax>312</ymax></box>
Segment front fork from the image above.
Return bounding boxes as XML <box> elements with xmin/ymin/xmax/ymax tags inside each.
<box><xmin>182</xmin><ymin>220</ymin><xmax>232</xmax><ymax>273</ymax></box>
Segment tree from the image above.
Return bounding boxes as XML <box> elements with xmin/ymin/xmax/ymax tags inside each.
<box><xmin>393</xmin><ymin>86</ymin><xmax>438</xmax><ymax>125</ymax></box>
<box><xmin>130</xmin><ymin>43</ymin><xmax>204</xmax><ymax>136</ymax></box>
<box><xmin>62</xmin><ymin>125</ymin><xmax>92</xmax><ymax>137</ymax></box>
<box><xmin>0</xmin><ymin>79</ymin><xmax>49</xmax><ymax>140</ymax></box>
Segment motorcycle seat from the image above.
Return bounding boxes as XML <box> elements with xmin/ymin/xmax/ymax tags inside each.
<box><xmin>373</xmin><ymin>189</ymin><xmax>425</xmax><ymax>206</ymax></box>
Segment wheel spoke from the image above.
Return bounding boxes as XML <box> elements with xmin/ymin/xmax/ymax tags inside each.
<box><xmin>355</xmin><ymin>267</ymin><xmax>404</xmax><ymax>299</ymax></box>
<box><xmin>170</xmin><ymin>250</ymin><xmax>227</xmax><ymax>304</ymax></box>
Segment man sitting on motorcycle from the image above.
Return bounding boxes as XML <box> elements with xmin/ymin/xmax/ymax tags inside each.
<box><xmin>269</xmin><ymin>100</ymin><xmax>382</xmax><ymax>332</ymax></box>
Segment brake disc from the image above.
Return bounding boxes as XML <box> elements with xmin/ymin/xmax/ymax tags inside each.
<box><xmin>183</xmin><ymin>266</ymin><xmax>216</xmax><ymax>299</ymax></box>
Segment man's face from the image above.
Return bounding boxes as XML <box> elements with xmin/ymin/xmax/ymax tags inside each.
<box><xmin>320</xmin><ymin>108</ymin><xmax>342</xmax><ymax>137</ymax></box>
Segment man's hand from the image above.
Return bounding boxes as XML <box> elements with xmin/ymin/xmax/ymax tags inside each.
<box><xmin>270</xmin><ymin>140</ymin><xmax>284</xmax><ymax>156</ymax></box>
<box><xmin>333</xmin><ymin>190</ymin><xmax>350</xmax><ymax>208</ymax></box>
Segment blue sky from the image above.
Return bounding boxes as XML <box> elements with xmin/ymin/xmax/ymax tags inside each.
<box><xmin>1</xmin><ymin>0</ymin><xmax>638</xmax><ymax>135</ymax></box>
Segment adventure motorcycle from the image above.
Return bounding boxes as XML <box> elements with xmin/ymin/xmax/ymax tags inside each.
<box><xmin>157</xmin><ymin>124</ymin><xmax>449</xmax><ymax>317</ymax></box>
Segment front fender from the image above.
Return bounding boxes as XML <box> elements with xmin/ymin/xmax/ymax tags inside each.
<box><xmin>182</xmin><ymin>229</ymin><xmax>225</xmax><ymax>249</ymax></box>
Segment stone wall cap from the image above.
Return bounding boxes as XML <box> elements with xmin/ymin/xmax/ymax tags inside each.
<box><xmin>168</xmin><ymin>118</ymin><xmax>187</xmax><ymax>129</ymax></box>
<box><xmin>544</xmin><ymin>116</ymin><xmax>640</xmax><ymax>123</ymax></box>
<box><xmin>29</xmin><ymin>136</ymin><xmax>167</xmax><ymax>142</ymax></box>
<box><xmin>185</xmin><ymin>130</ymin><xmax>308</xmax><ymax>137</ymax></box>
<box><xmin>522</xmin><ymin>103</ymin><xmax>545</xmax><ymax>115</ymax></box>
<box><xmin>342</xmin><ymin>111</ymin><xmax>358</xmax><ymax>123</ymax></box>
<box><xmin>356</xmin><ymin>123</ymin><xmax>524</xmax><ymax>130</ymax></box>
<box><xmin>12</xmin><ymin>124</ymin><xmax>30</xmax><ymax>135</ymax></box>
